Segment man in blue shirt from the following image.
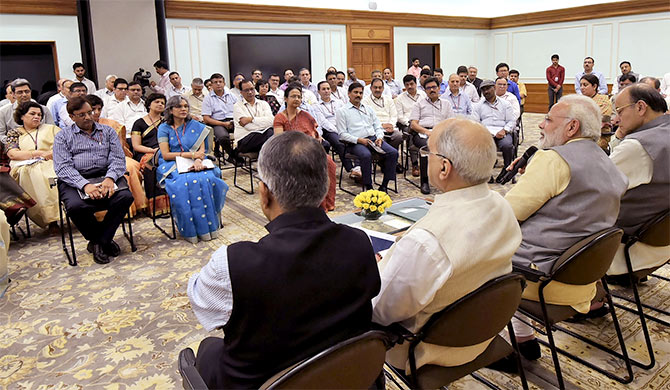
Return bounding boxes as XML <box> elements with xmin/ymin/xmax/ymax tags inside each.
<box><xmin>202</xmin><ymin>73</ymin><xmax>237</xmax><ymax>161</ymax></box>
<box><xmin>495</xmin><ymin>63</ymin><xmax>521</xmax><ymax>103</ymax></box>
<box><xmin>574</xmin><ymin>57</ymin><xmax>608</xmax><ymax>95</ymax></box>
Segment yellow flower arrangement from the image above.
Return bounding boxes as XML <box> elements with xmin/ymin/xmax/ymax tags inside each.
<box><xmin>354</xmin><ymin>189</ymin><xmax>392</xmax><ymax>220</ymax></box>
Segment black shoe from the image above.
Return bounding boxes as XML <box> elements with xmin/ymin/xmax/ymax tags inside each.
<box><xmin>420</xmin><ymin>182</ymin><xmax>430</xmax><ymax>195</ymax></box>
<box><xmin>102</xmin><ymin>240</ymin><xmax>121</xmax><ymax>257</ymax></box>
<box><xmin>486</xmin><ymin>354</ymin><xmax>519</xmax><ymax>374</ymax></box>
<box><xmin>395</xmin><ymin>165</ymin><xmax>404</xmax><ymax>174</ymax></box>
<box><xmin>488</xmin><ymin>176</ymin><xmax>495</xmax><ymax>184</ymax></box>
<box><xmin>378</xmin><ymin>185</ymin><xmax>388</xmax><ymax>194</ymax></box>
<box><xmin>87</xmin><ymin>241</ymin><xmax>94</xmax><ymax>253</ymax></box>
<box><xmin>565</xmin><ymin>304</ymin><xmax>609</xmax><ymax>323</ymax></box>
<box><xmin>518</xmin><ymin>339</ymin><xmax>541</xmax><ymax>360</ymax></box>
<box><xmin>92</xmin><ymin>243</ymin><xmax>110</xmax><ymax>264</ymax></box>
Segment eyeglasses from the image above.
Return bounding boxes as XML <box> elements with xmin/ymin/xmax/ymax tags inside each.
<box><xmin>73</xmin><ymin>110</ymin><xmax>94</xmax><ymax>118</ymax></box>
<box><xmin>614</xmin><ymin>102</ymin><xmax>636</xmax><ymax>115</ymax></box>
<box><xmin>419</xmin><ymin>145</ymin><xmax>452</xmax><ymax>165</ymax></box>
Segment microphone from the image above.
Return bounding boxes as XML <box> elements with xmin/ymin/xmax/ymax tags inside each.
<box><xmin>496</xmin><ymin>146</ymin><xmax>538</xmax><ymax>184</ymax></box>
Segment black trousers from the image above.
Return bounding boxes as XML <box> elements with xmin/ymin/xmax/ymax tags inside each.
<box><xmin>411</xmin><ymin>131</ymin><xmax>429</xmax><ymax>186</ymax></box>
<box><xmin>548</xmin><ymin>87</ymin><xmax>562</xmax><ymax>110</ymax></box>
<box><xmin>323</xmin><ymin>130</ymin><xmax>352</xmax><ymax>171</ymax></box>
<box><xmin>58</xmin><ymin>177</ymin><xmax>134</xmax><ymax>245</ymax></box>
<box><xmin>236</xmin><ymin>128</ymin><xmax>274</xmax><ymax>154</ymax></box>
<box><xmin>213</xmin><ymin>118</ymin><xmax>234</xmax><ymax>156</ymax></box>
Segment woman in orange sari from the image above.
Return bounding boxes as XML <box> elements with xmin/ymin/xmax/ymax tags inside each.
<box><xmin>273</xmin><ymin>83</ymin><xmax>336</xmax><ymax>211</ymax></box>
<box><xmin>85</xmin><ymin>94</ymin><xmax>146</xmax><ymax>216</ymax></box>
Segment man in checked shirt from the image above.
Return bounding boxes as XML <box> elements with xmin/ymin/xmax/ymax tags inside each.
<box><xmin>53</xmin><ymin>96</ymin><xmax>134</xmax><ymax>264</ymax></box>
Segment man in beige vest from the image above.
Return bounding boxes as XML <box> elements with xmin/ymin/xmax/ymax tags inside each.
<box><xmin>372</xmin><ymin>117</ymin><xmax>521</xmax><ymax>372</ymax></box>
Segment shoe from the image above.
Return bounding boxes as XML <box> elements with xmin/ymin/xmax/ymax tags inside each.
<box><xmin>420</xmin><ymin>182</ymin><xmax>430</xmax><ymax>195</ymax></box>
<box><xmin>87</xmin><ymin>241</ymin><xmax>94</xmax><ymax>253</ymax></box>
<box><xmin>92</xmin><ymin>243</ymin><xmax>110</xmax><ymax>264</ymax></box>
<box><xmin>412</xmin><ymin>166</ymin><xmax>420</xmax><ymax>177</ymax></box>
<box><xmin>395</xmin><ymin>165</ymin><xmax>404</xmax><ymax>174</ymax></box>
<box><xmin>565</xmin><ymin>304</ymin><xmax>609</xmax><ymax>323</ymax></box>
<box><xmin>518</xmin><ymin>339</ymin><xmax>541</xmax><ymax>360</ymax></box>
<box><xmin>488</xmin><ymin>176</ymin><xmax>495</xmax><ymax>184</ymax></box>
<box><xmin>349</xmin><ymin>166</ymin><xmax>362</xmax><ymax>180</ymax></box>
<box><xmin>378</xmin><ymin>185</ymin><xmax>388</xmax><ymax>194</ymax></box>
<box><xmin>102</xmin><ymin>240</ymin><xmax>121</xmax><ymax>257</ymax></box>
<box><xmin>486</xmin><ymin>354</ymin><xmax>519</xmax><ymax>374</ymax></box>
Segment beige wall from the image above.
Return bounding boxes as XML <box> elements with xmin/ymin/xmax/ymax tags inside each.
<box><xmin>89</xmin><ymin>0</ymin><xmax>161</xmax><ymax>87</ymax></box>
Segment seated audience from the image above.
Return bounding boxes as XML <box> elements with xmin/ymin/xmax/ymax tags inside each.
<box><xmin>456</xmin><ymin>66</ymin><xmax>479</xmax><ymax>103</ymax></box>
<box><xmin>326</xmin><ymin>71</ymin><xmax>348</xmax><ymax>105</ymax></box>
<box><xmin>344</xmin><ymin>67</ymin><xmax>365</xmax><ymax>88</ymax></box>
<box><xmin>185</xmin><ymin>78</ymin><xmax>206</xmax><ymax>122</ymax></box>
<box><xmin>157</xmin><ymin>96</ymin><xmax>228</xmax><ymax>243</ymax></box>
<box><xmin>433</xmin><ymin>67</ymin><xmax>448</xmax><ymax>94</ymax></box>
<box><xmin>336</xmin><ymin>71</ymin><xmax>346</xmax><ymax>87</ymax></box>
<box><xmin>362</xmin><ymin>78</ymin><xmax>403</xmax><ymax>150</ymax></box>
<box><xmin>410</xmin><ymin>77</ymin><xmax>455</xmax><ymax>194</ymax></box>
<box><xmin>509</xmin><ymin>69</ymin><xmax>527</xmax><ymax>112</ymax></box>
<box><xmin>494</xmin><ymin>77</ymin><xmax>521</xmax><ymax>121</ymax></box>
<box><xmin>274</xmin><ymin>84</ymin><xmax>336</xmax><ymax>211</ymax></box>
<box><xmin>6</xmin><ymin>101</ymin><xmax>61</xmax><ymax>230</ymax></box>
<box><xmin>266</xmin><ymin>74</ymin><xmax>284</xmax><ymax>106</ymax></box>
<box><xmin>314</xmin><ymin>81</ymin><xmax>349</xmax><ymax>175</ymax></box>
<box><xmin>52</xmin><ymin>97</ymin><xmax>135</xmax><ymax>264</ymax></box>
<box><xmin>187</xmin><ymin>131</ymin><xmax>381</xmax><ymax>389</ymax></box>
<box><xmin>442</xmin><ymin>73</ymin><xmax>474</xmax><ymax>117</ymax></box>
<box><xmin>254</xmin><ymin>79</ymin><xmax>281</xmax><ymax>115</ymax></box>
<box><xmin>607</xmin><ymin>84</ymin><xmax>670</xmax><ymax>277</ymax></box>
<box><xmin>46</xmin><ymin>78</ymin><xmax>67</xmax><ymax>112</ymax></box>
<box><xmin>336</xmin><ymin>82</ymin><xmax>398</xmax><ymax>193</ymax></box>
<box><xmin>100</xmin><ymin>78</ymin><xmax>129</xmax><ymax>118</ymax></box>
<box><xmin>166</xmin><ymin>72</ymin><xmax>191</xmax><ymax>100</ymax></box>
<box><xmin>575</xmin><ymin>57</ymin><xmax>608</xmax><ymax>95</ymax></box>
<box><xmin>202</xmin><ymin>73</ymin><xmax>237</xmax><ymax>161</ymax></box>
<box><xmin>251</xmin><ymin>69</ymin><xmax>263</xmax><ymax>85</ymax></box>
<box><xmin>279</xmin><ymin>68</ymin><xmax>293</xmax><ymax>91</ymax></box>
<box><xmin>506</xmin><ymin>95</ymin><xmax>628</xmax><ymax>358</ymax></box>
<box><xmin>396</xmin><ymin>75</ymin><xmax>426</xmax><ymax>178</ymax></box>
<box><xmin>229</xmin><ymin>73</ymin><xmax>245</xmax><ymax>101</ymax></box>
<box><xmin>373</xmin><ymin>118</ymin><xmax>521</xmax><ymax>372</ymax></box>
<box><xmin>109</xmin><ymin>81</ymin><xmax>147</xmax><ymax>131</ymax></box>
<box><xmin>495</xmin><ymin>63</ymin><xmax>521</xmax><ymax>103</ymax></box>
<box><xmin>0</xmin><ymin>84</ymin><xmax>13</xmax><ymax>108</ymax></box>
<box><xmin>298</xmin><ymin>68</ymin><xmax>318</xmax><ymax>97</ymax></box>
<box><xmin>131</xmin><ymin>93</ymin><xmax>169</xmax><ymax>215</ymax></box>
<box><xmin>612</xmin><ymin>61</ymin><xmax>640</xmax><ymax>95</ymax></box>
<box><xmin>382</xmin><ymin>67</ymin><xmax>402</xmax><ymax>98</ymax></box>
<box><xmin>467</xmin><ymin>65</ymin><xmax>483</xmax><ymax>96</ymax></box>
<box><xmin>94</xmin><ymin>74</ymin><xmax>117</xmax><ymax>101</ymax></box>
<box><xmin>580</xmin><ymin>74</ymin><xmax>612</xmax><ymax>116</ymax></box>
<box><xmin>232</xmin><ymin>80</ymin><xmax>274</xmax><ymax>154</ymax></box>
<box><xmin>0</xmin><ymin>79</ymin><xmax>54</xmax><ymax>137</ymax></box>
<box><xmin>86</xmin><ymin>94</ymin><xmax>147</xmax><ymax>215</ymax></box>
<box><xmin>57</xmin><ymin>82</ymin><xmax>88</xmax><ymax>129</ymax></box>
<box><xmin>363</xmin><ymin>70</ymin><xmax>392</xmax><ymax>98</ymax></box>
<box><xmin>473</xmin><ymin>80</ymin><xmax>516</xmax><ymax>175</ymax></box>
<box><xmin>204</xmin><ymin>79</ymin><xmax>212</xmax><ymax>92</ymax></box>
<box><xmin>417</xmin><ymin>69</ymin><xmax>431</xmax><ymax>91</ymax></box>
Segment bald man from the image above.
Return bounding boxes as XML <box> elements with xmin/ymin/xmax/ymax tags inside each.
<box><xmin>373</xmin><ymin>118</ymin><xmax>522</xmax><ymax>372</ymax></box>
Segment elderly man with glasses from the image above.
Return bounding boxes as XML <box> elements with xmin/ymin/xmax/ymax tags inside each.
<box><xmin>0</xmin><ymin>79</ymin><xmax>54</xmax><ymax>136</ymax></box>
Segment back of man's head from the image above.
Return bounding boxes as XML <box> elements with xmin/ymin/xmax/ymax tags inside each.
<box><xmin>556</xmin><ymin>95</ymin><xmax>602</xmax><ymax>142</ymax></box>
<box><xmin>626</xmin><ymin>83</ymin><xmax>668</xmax><ymax>114</ymax></box>
<box><xmin>258</xmin><ymin>132</ymin><xmax>328</xmax><ymax>212</ymax></box>
<box><xmin>433</xmin><ymin>118</ymin><xmax>496</xmax><ymax>186</ymax></box>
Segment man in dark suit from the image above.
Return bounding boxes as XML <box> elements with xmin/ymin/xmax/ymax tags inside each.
<box><xmin>187</xmin><ymin>131</ymin><xmax>381</xmax><ymax>389</ymax></box>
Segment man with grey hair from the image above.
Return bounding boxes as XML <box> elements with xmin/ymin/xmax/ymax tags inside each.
<box><xmin>94</xmin><ymin>74</ymin><xmax>117</xmax><ymax>101</ymax></box>
<box><xmin>373</xmin><ymin>118</ymin><xmax>522</xmax><ymax>372</ymax></box>
<box><xmin>0</xmin><ymin>78</ymin><xmax>54</xmax><ymax>137</ymax></box>
<box><xmin>47</xmin><ymin>78</ymin><xmax>69</xmax><ymax>112</ymax></box>
<box><xmin>185</xmin><ymin>77</ymin><xmax>206</xmax><ymax>122</ymax></box>
<box><xmin>187</xmin><ymin>131</ymin><xmax>381</xmax><ymax>389</ymax></box>
<box><xmin>504</xmin><ymin>94</ymin><xmax>628</xmax><ymax>362</ymax></box>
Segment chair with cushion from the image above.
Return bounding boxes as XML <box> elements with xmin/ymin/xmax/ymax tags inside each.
<box><xmin>514</xmin><ymin>227</ymin><xmax>634</xmax><ymax>389</ymax></box>
<box><xmin>178</xmin><ymin>330</ymin><xmax>391</xmax><ymax>390</ymax></box>
<box><xmin>386</xmin><ymin>273</ymin><xmax>529</xmax><ymax>390</ymax></box>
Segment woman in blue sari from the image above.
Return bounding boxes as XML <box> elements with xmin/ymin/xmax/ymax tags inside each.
<box><xmin>157</xmin><ymin>96</ymin><xmax>228</xmax><ymax>243</ymax></box>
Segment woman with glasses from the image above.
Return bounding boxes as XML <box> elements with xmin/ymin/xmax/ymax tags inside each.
<box><xmin>5</xmin><ymin>101</ymin><xmax>60</xmax><ymax>230</ymax></box>
<box><xmin>157</xmin><ymin>96</ymin><xmax>228</xmax><ymax>243</ymax></box>
<box><xmin>273</xmin><ymin>83</ymin><xmax>336</xmax><ymax>211</ymax></box>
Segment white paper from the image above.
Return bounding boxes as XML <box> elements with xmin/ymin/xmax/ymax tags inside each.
<box><xmin>486</xmin><ymin>125</ymin><xmax>503</xmax><ymax>136</ymax></box>
<box><xmin>385</xmin><ymin>218</ymin><xmax>412</xmax><ymax>229</ymax></box>
<box><xmin>176</xmin><ymin>156</ymin><xmax>215</xmax><ymax>173</ymax></box>
<box><xmin>10</xmin><ymin>158</ymin><xmax>44</xmax><ymax>168</ymax></box>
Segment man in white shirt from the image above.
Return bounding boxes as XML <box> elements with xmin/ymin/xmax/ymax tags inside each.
<box><xmin>72</xmin><ymin>62</ymin><xmax>97</xmax><ymax>94</ymax></box>
<box><xmin>326</xmin><ymin>71</ymin><xmax>348</xmax><ymax>105</ymax></box>
<box><xmin>314</xmin><ymin>81</ymin><xmax>350</xmax><ymax>173</ymax></box>
<box><xmin>494</xmin><ymin>77</ymin><xmax>520</xmax><ymax>121</ymax></box>
<box><xmin>0</xmin><ymin>85</ymin><xmax>13</xmax><ymax>108</ymax></box>
<box><xmin>362</xmin><ymin>78</ymin><xmax>402</xmax><ymax>149</ymax></box>
<box><xmin>57</xmin><ymin>82</ymin><xmax>88</xmax><ymax>129</ymax></box>
<box><xmin>101</xmin><ymin>78</ymin><xmax>129</xmax><ymax>119</ymax></box>
<box><xmin>267</xmin><ymin>74</ymin><xmax>284</xmax><ymax>106</ymax></box>
<box><xmin>574</xmin><ymin>57</ymin><xmax>607</xmax><ymax>95</ymax></box>
<box><xmin>457</xmin><ymin>66</ymin><xmax>480</xmax><ymax>103</ymax></box>
<box><xmin>232</xmin><ymin>80</ymin><xmax>274</xmax><ymax>154</ymax></box>
<box><xmin>166</xmin><ymin>72</ymin><xmax>191</xmax><ymax>99</ymax></box>
<box><xmin>50</xmin><ymin>79</ymin><xmax>72</xmax><ymax>125</ymax></box>
<box><xmin>336</xmin><ymin>71</ymin><xmax>346</xmax><ymax>87</ymax></box>
<box><xmin>344</xmin><ymin>68</ymin><xmax>365</xmax><ymax>88</ymax></box>
<box><xmin>396</xmin><ymin>75</ymin><xmax>426</xmax><ymax>178</ymax></box>
<box><xmin>298</xmin><ymin>68</ymin><xmax>318</xmax><ymax>97</ymax></box>
<box><xmin>251</xmin><ymin>69</ymin><xmax>263</xmax><ymax>86</ymax></box>
<box><xmin>363</xmin><ymin>70</ymin><xmax>392</xmax><ymax>99</ymax></box>
<box><xmin>46</xmin><ymin>78</ymin><xmax>69</xmax><ymax>112</ymax></box>
<box><xmin>185</xmin><ymin>78</ymin><xmax>206</xmax><ymax>122</ymax></box>
<box><xmin>383</xmin><ymin>68</ymin><xmax>402</xmax><ymax>98</ymax></box>
<box><xmin>473</xmin><ymin>80</ymin><xmax>516</xmax><ymax>175</ymax></box>
<box><xmin>94</xmin><ymin>75</ymin><xmax>117</xmax><ymax>101</ymax></box>
<box><xmin>150</xmin><ymin>60</ymin><xmax>170</xmax><ymax>94</ymax></box>
<box><xmin>109</xmin><ymin>81</ymin><xmax>147</xmax><ymax>131</ymax></box>
<box><xmin>442</xmin><ymin>73</ymin><xmax>474</xmax><ymax>118</ymax></box>
<box><xmin>373</xmin><ymin>117</ymin><xmax>521</xmax><ymax>372</ymax></box>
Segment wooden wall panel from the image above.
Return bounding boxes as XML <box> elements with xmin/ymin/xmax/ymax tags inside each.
<box><xmin>0</xmin><ymin>0</ymin><xmax>77</xmax><ymax>15</ymax></box>
<box><xmin>522</xmin><ymin>83</ymin><xmax>617</xmax><ymax>113</ymax></box>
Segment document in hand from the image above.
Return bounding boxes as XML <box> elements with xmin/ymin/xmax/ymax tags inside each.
<box><xmin>10</xmin><ymin>158</ymin><xmax>44</xmax><ymax>168</ymax></box>
<box><xmin>176</xmin><ymin>156</ymin><xmax>216</xmax><ymax>173</ymax></box>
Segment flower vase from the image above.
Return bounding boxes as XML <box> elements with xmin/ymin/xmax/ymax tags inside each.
<box><xmin>362</xmin><ymin>209</ymin><xmax>383</xmax><ymax>221</ymax></box>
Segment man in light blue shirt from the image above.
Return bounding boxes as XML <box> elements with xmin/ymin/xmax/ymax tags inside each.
<box><xmin>336</xmin><ymin>82</ymin><xmax>398</xmax><ymax>192</ymax></box>
<box><xmin>383</xmin><ymin>68</ymin><xmax>402</xmax><ymax>98</ymax></box>
<box><xmin>202</xmin><ymin>73</ymin><xmax>237</xmax><ymax>160</ymax></box>
<box><xmin>442</xmin><ymin>74</ymin><xmax>474</xmax><ymax>118</ymax></box>
<box><xmin>575</xmin><ymin>57</ymin><xmax>608</xmax><ymax>95</ymax></box>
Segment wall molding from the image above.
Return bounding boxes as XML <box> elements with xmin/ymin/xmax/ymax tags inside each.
<box><xmin>0</xmin><ymin>0</ymin><xmax>77</xmax><ymax>15</ymax></box>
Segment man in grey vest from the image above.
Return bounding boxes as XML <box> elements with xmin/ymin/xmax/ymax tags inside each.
<box><xmin>607</xmin><ymin>84</ymin><xmax>670</xmax><ymax>279</ymax></box>
<box><xmin>504</xmin><ymin>95</ymin><xmax>628</xmax><ymax>361</ymax></box>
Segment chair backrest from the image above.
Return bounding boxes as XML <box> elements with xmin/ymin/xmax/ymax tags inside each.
<box><xmin>260</xmin><ymin>330</ymin><xmax>388</xmax><ymax>390</ymax></box>
<box><xmin>550</xmin><ymin>227</ymin><xmax>623</xmax><ymax>285</ymax></box>
<box><xmin>637</xmin><ymin>210</ymin><xmax>670</xmax><ymax>247</ymax></box>
<box><xmin>418</xmin><ymin>273</ymin><xmax>525</xmax><ymax>348</ymax></box>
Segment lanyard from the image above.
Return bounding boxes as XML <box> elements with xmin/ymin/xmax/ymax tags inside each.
<box><xmin>407</xmin><ymin>93</ymin><xmax>419</xmax><ymax>102</ymax></box>
<box><xmin>322</xmin><ymin>101</ymin><xmax>334</xmax><ymax>115</ymax></box>
<box><xmin>372</xmin><ymin>97</ymin><xmax>385</xmax><ymax>109</ymax></box>
<box><xmin>427</xmin><ymin>98</ymin><xmax>442</xmax><ymax>111</ymax></box>
<box><xmin>172</xmin><ymin>124</ymin><xmax>187</xmax><ymax>152</ymax></box>
<box><xmin>245</xmin><ymin>101</ymin><xmax>257</xmax><ymax>119</ymax></box>
<box><xmin>449</xmin><ymin>94</ymin><xmax>461</xmax><ymax>109</ymax></box>
<box><xmin>80</xmin><ymin>128</ymin><xmax>102</xmax><ymax>145</ymax></box>
<box><xmin>24</xmin><ymin>127</ymin><xmax>39</xmax><ymax>150</ymax></box>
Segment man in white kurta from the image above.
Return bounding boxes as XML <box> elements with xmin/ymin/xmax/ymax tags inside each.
<box><xmin>372</xmin><ymin>118</ymin><xmax>521</xmax><ymax>371</ymax></box>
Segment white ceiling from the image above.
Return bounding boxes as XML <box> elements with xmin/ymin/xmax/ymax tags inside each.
<box><xmin>201</xmin><ymin>0</ymin><xmax>628</xmax><ymax>18</ymax></box>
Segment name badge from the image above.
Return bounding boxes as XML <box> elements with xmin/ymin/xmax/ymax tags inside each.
<box><xmin>554</xmin><ymin>77</ymin><xmax>558</xmax><ymax>81</ymax></box>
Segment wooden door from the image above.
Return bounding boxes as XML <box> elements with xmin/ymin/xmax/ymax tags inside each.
<box><xmin>351</xmin><ymin>43</ymin><xmax>389</xmax><ymax>85</ymax></box>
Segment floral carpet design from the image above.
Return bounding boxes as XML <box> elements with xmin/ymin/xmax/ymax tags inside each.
<box><xmin>3</xmin><ymin>114</ymin><xmax>670</xmax><ymax>389</ymax></box>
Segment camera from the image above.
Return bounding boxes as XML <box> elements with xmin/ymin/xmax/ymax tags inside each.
<box><xmin>133</xmin><ymin>68</ymin><xmax>152</xmax><ymax>91</ymax></box>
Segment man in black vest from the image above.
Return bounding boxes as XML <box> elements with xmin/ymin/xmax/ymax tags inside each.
<box><xmin>607</xmin><ymin>84</ymin><xmax>670</xmax><ymax>279</ymax></box>
<box><xmin>187</xmin><ymin>131</ymin><xmax>381</xmax><ymax>389</ymax></box>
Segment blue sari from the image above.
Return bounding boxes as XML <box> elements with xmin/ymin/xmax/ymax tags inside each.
<box><xmin>157</xmin><ymin>120</ymin><xmax>228</xmax><ymax>242</ymax></box>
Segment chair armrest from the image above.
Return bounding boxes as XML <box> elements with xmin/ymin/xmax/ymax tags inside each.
<box><xmin>178</xmin><ymin>348</ymin><xmax>209</xmax><ymax>390</ymax></box>
<box><xmin>512</xmin><ymin>264</ymin><xmax>546</xmax><ymax>283</ymax></box>
<box><xmin>372</xmin><ymin>322</ymin><xmax>419</xmax><ymax>348</ymax></box>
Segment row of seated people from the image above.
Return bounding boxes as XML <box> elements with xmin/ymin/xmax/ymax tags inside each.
<box><xmin>186</xmin><ymin>85</ymin><xmax>669</xmax><ymax>388</ymax></box>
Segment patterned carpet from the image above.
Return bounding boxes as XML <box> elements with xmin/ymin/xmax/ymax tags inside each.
<box><xmin>2</xmin><ymin>113</ymin><xmax>670</xmax><ymax>389</ymax></box>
